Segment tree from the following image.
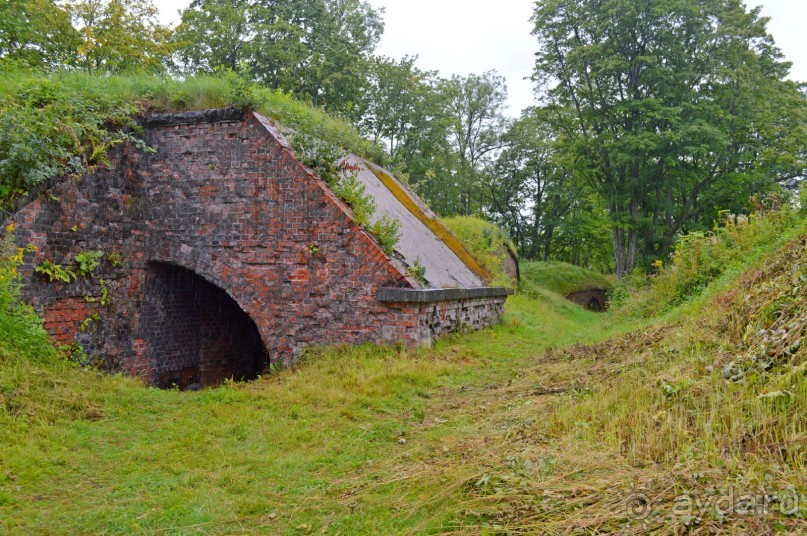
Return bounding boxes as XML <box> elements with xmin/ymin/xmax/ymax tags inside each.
<box><xmin>174</xmin><ymin>0</ymin><xmax>383</xmax><ymax>115</ymax></box>
<box><xmin>485</xmin><ymin>111</ymin><xmax>564</xmax><ymax>260</ymax></box>
<box><xmin>171</xmin><ymin>0</ymin><xmax>253</xmax><ymax>73</ymax></box>
<box><xmin>443</xmin><ymin>71</ymin><xmax>509</xmax><ymax>216</ymax></box>
<box><xmin>0</xmin><ymin>0</ymin><xmax>80</xmax><ymax>69</ymax></box>
<box><xmin>532</xmin><ymin>0</ymin><xmax>807</xmax><ymax>276</ymax></box>
<box><xmin>67</xmin><ymin>0</ymin><xmax>174</xmax><ymax>73</ymax></box>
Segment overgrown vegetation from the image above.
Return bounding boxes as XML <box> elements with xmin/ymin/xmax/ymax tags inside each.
<box><xmin>0</xmin><ymin>69</ymin><xmax>384</xmax><ymax>210</ymax></box>
<box><xmin>0</xmin><ymin>69</ymin><xmax>401</xmax><ymax>251</ymax></box>
<box><xmin>612</xmin><ymin>197</ymin><xmax>801</xmax><ymax>317</ymax></box>
<box><xmin>2</xmin><ymin>205</ymin><xmax>807</xmax><ymax>534</ymax></box>
<box><xmin>292</xmin><ymin>138</ymin><xmax>400</xmax><ymax>255</ymax></box>
<box><xmin>442</xmin><ymin>216</ymin><xmax>518</xmax><ymax>288</ymax></box>
<box><xmin>3</xmin><ymin>0</ymin><xmax>804</xmax><ymax>274</ymax></box>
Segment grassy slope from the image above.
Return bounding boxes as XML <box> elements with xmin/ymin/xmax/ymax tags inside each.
<box><xmin>441</xmin><ymin>216</ymin><xmax>518</xmax><ymax>287</ymax></box>
<box><xmin>0</xmin><ymin>70</ymin><xmax>385</xmax><ymax>206</ymax></box>
<box><xmin>0</xmin><ymin>291</ymin><xmax>618</xmax><ymax>534</ymax></box>
<box><xmin>3</xmin><ymin>213</ymin><xmax>804</xmax><ymax>533</ymax></box>
<box><xmin>520</xmin><ymin>260</ymin><xmax>614</xmax><ymax>296</ymax></box>
<box><xmin>0</xmin><ymin>70</ymin><xmax>384</xmax><ymax>160</ymax></box>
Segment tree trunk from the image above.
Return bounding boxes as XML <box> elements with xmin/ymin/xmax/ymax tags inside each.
<box><xmin>611</xmin><ymin>198</ymin><xmax>639</xmax><ymax>278</ymax></box>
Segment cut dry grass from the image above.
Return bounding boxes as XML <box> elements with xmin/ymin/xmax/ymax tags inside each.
<box><xmin>2</xmin><ymin>214</ymin><xmax>806</xmax><ymax>534</ymax></box>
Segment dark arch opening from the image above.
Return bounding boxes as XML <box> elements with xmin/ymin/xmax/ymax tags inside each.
<box><xmin>141</xmin><ymin>263</ymin><xmax>267</xmax><ymax>389</ymax></box>
<box><xmin>587</xmin><ymin>297</ymin><xmax>603</xmax><ymax>312</ymax></box>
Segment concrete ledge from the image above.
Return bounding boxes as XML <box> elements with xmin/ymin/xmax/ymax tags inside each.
<box><xmin>142</xmin><ymin>107</ymin><xmax>245</xmax><ymax>126</ymax></box>
<box><xmin>377</xmin><ymin>287</ymin><xmax>512</xmax><ymax>303</ymax></box>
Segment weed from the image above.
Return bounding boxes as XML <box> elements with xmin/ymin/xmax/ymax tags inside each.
<box><xmin>408</xmin><ymin>258</ymin><xmax>427</xmax><ymax>285</ymax></box>
<box><xmin>74</xmin><ymin>250</ymin><xmax>103</xmax><ymax>278</ymax></box>
<box><xmin>34</xmin><ymin>259</ymin><xmax>76</xmax><ymax>283</ymax></box>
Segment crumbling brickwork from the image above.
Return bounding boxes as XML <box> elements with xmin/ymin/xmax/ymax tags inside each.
<box><xmin>11</xmin><ymin>109</ymin><xmax>508</xmax><ymax>386</ymax></box>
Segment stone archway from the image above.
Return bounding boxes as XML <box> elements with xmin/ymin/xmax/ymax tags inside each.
<box><xmin>139</xmin><ymin>263</ymin><xmax>267</xmax><ymax>389</ymax></box>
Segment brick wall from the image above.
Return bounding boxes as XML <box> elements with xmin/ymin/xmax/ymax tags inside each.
<box><xmin>565</xmin><ymin>289</ymin><xmax>609</xmax><ymax>311</ymax></box>
<box><xmin>11</xmin><ymin>109</ymin><xmax>507</xmax><ymax>386</ymax></box>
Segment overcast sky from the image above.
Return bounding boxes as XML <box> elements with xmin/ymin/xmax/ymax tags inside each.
<box><xmin>158</xmin><ymin>0</ymin><xmax>807</xmax><ymax>117</ymax></box>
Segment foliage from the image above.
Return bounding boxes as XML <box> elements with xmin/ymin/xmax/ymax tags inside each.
<box><xmin>532</xmin><ymin>0</ymin><xmax>807</xmax><ymax>276</ymax></box>
<box><xmin>0</xmin><ymin>224</ymin><xmax>55</xmax><ymax>363</ymax></box>
<box><xmin>0</xmin><ymin>0</ymin><xmax>173</xmax><ymax>73</ymax></box>
<box><xmin>442</xmin><ymin>215</ymin><xmax>517</xmax><ymax>288</ymax></box>
<box><xmin>484</xmin><ymin>109</ymin><xmax>614</xmax><ymax>270</ymax></box>
<box><xmin>367</xmin><ymin>215</ymin><xmax>400</xmax><ymax>256</ymax></box>
<box><xmin>34</xmin><ymin>259</ymin><xmax>77</xmax><ymax>284</ymax></box>
<box><xmin>291</xmin><ymin>132</ymin><xmax>399</xmax><ymax>255</ymax></box>
<box><xmin>442</xmin><ymin>71</ymin><xmax>509</xmax><ymax>216</ymax></box>
<box><xmin>68</xmin><ymin>0</ymin><xmax>174</xmax><ymax>73</ymax></box>
<box><xmin>407</xmin><ymin>258</ymin><xmax>426</xmax><ymax>285</ymax></box>
<box><xmin>0</xmin><ymin>70</ymin><xmax>384</xmax><ymax>210</ymax></box>
<box><xmin>0</xmin><ymin>72</ymin><xmax>141</xmax><ymax>207</ymax></box>
<box><xmin>613</xmin><ymin>201</ymin><xmax>802</xmax><ymax>316</ymax></box>
<box><xmin>173</xmin><ymin>0</ymin><xmax>383</xmax><ymax>117</ymax></box>
<box><xmin>357</xmin><ymin>56</ymin><xmax>456</xmax><ymax>213</ymax></box>
<box><xmin>74</xmin><ymin>250</ymin><xmax>103</xmax><ymax>278</ymax></box>
<box><xmin>0</xmin><ymin>0</ymin><xmax>80</xmax><ymax>69</ymax></box>
<box><xmin>329</xmin><ymin>173</ymin><xmax>375</xmax><ymax>226</ymax></box>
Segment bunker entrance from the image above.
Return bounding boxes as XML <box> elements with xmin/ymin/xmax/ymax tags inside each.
<box><xmin>142</xmin><ymin>263</ymin><xmax>266</xmax><ymax>389</ymax></box>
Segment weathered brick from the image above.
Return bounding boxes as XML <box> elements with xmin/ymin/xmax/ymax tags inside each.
<box><xmin>11</xmin><ymin>110</ymin><xmax>507</xmax><ymax>387</ymax></box>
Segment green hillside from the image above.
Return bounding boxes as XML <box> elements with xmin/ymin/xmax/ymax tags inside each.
<box><xmin>520</xmin><ymin>260</ymin><xmax>614</xmax><ymax>297</ymax></box>
<box><xmin>2</xmin><ymin>201</ymin><xmax>805</xmax><ymax>533</ymax></box>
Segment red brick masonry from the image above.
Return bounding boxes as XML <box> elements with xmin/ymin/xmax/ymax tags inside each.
<box><xmin>11</xmin><ymin>108</ymin><xmax>508</xmax><ymax>386</ymax></box>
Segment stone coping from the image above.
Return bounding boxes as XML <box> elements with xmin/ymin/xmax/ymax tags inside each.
<box><xmin>142</xmin><ymin>107</ymin><xmax>245</xmax><ymax>126</ymax></box>
<box><xmin>377</xmin><ymin>287</ymin><xmax>512</xmax><ymax>303</ymax></box>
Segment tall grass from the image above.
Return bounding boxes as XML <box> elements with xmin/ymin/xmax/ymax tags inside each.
<box><xmin>612</xmin><ymin>199</ymin><xmax>802</xmax><ymax>317</ymax></box>
<box><xmin>0</xmin><ymin>69</ymin><xmax>385</xmax><ymax>209</ymax></box>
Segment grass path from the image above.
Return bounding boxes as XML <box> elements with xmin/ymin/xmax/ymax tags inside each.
<box><xmin>1</xmin><ymin>292</ymin><xmax>617</xmax><ymax>534</ymax></box>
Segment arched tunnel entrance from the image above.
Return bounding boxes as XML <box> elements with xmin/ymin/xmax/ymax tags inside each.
<box><xmin>140</xmin><ymin>263</ymin><xmax>267</xmax><ymax>389</ymax></box>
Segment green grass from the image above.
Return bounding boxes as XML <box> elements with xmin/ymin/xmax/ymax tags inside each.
<box><xmin>0</xmin><ymin>69</ymin><xmax>383</xmax><ymax>161</ymax></box>
<box><xmin>0</xmin><ymin>293</ymin><xmax>615</xmax><ymax>534</ymax></box>
<box><xmin>441</xmin><ymin>216</ymin><xmax>518</xmax><ymax>288</ymax></box>
<box><xmin>2</xmin><ymin>211</ymin><xmax>806</xmax><ymax>534</ymax></box>
<box><xmin>519</xmin><ymin>259</ymin><xmax>614</xmax><ymax>296</ymax></box>
<box><xmin>0</xmin><ymin>69</ymin><xmax>385</xmax><ymax>207</ymax></box>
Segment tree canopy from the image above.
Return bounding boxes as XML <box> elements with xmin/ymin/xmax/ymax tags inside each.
<box><xmin>529</xmin><ymin>0</ymin><xmax>807</xmax><ymax>275</ymax></box>
<box><xmin>0</xmin><ymin>0</ymin><xmax>804</xmax><ymax>276</ymax></box>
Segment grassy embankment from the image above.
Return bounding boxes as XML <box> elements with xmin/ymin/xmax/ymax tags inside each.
<box><xmin>1</xmin><ymin>71</ymin><xmax>804</xmax><ymax>533</ymax></box>
<box><xmin>0</xmin><ymin>69</ymin><xmax>384</xmax><ymax>209</ymax></box>
<box><xmin>2</xmin><ymin>203</ymin><xmax>805</xmax><ymax>533</ymax></box>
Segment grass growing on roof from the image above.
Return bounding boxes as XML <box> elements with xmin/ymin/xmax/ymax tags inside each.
<box><xmin>0</xmin><ymin>68</ymin><xmax>385</xmax><ymax>208</ymax></box>
<box><xmin>442</xmin><ymin>215</ymin><xmax>518</xmax><ymax>287</ymax></box>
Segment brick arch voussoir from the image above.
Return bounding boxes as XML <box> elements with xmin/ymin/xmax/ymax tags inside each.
<box><xmin>145</xmin><ymin>245</ymin><xmax>271</xmax><ymax>352</ymax></box>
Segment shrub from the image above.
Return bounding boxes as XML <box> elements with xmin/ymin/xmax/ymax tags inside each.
<box><xmin>615</xmin><ymin>201</ymin><xmax>801</xmax><ymax>317</ymax></box>
<box><xmin>0</xmin><ymin>225</ymin><xmax>55</xmax><ymax>362</ymax></box>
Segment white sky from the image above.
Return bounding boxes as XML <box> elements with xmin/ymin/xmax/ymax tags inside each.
<box><xmin>157</xmin><ymin>0</ymin><xmax>807</xmax><ymax>118</ymax></box>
